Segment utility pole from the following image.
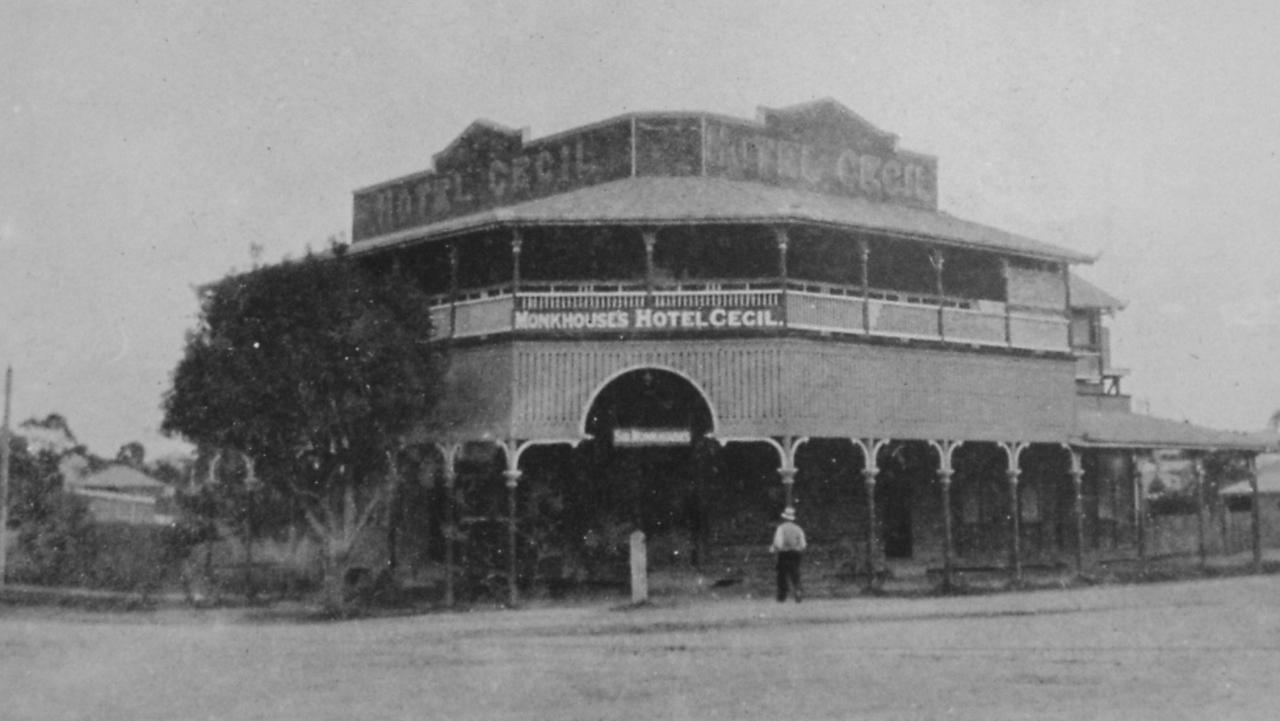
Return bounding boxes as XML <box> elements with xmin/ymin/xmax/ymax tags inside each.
<box><xmin>0</xmin><ymin>366</ymin><xmax>12</xmax><ymax>586</ymax></box>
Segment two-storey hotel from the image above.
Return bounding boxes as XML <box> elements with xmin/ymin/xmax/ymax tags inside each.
<box><xmin>346</xmin><ymin>99</ymin><xmax>1269</xmax><ymax>602</ymax></box>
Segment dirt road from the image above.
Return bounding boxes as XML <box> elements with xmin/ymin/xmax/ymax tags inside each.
<box><xmin>3</xmin><ymin>575</ymin><xmax>1279</xmax><ymax>720</ymax></box>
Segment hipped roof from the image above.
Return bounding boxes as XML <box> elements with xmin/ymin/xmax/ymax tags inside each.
<box><xmin>1069</xmin><ymin>274</ymin><xmax>1126</xmax><ymax>311</ymax></box>
<box><xmin>349</xmin><ymin>176</ymin><xmax>1093</xmax><ymax>264</ymax></box>
<box><xmin>67</xmin><ymin>464</ymin><xmax>168</xmax><ymax>491</ymax></box>
<box><xmin>1074</xmin><ymin>410</ymin><xmax>1274</xmax><ymax>451</ymax></box>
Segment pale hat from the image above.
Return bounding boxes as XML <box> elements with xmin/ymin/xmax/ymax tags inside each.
<box><xmin>780</xmin><ymin>507</ymin><xmax>797</xmax><ymax>521</ymax></box>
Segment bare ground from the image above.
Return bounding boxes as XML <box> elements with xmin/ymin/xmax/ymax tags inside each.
<box><xmin>3</xmin><ymin>574</ymin><xmax>1280</xmax><ymax>720</ymax></box>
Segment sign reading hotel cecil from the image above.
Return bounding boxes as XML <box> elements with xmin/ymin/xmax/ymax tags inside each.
<box><xmin>352</xmin><ymin>100</ymin><xmax>939</xmax><ymax>241</ymax></box>
<box><xmin>702</xmin><ymin>119</ymin><xmax>935</xmax><ymax>209</ymax></box>
<box><xmin>513</xmin><ymin>305</ymin><xmax>784</xmax><ymax>334</ymax></box>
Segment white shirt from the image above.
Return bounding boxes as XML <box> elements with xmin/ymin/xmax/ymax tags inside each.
<box><xmin>771</xmin><ymin>521</ymin><xmax>807</xmax><ymax>552</ymax></box>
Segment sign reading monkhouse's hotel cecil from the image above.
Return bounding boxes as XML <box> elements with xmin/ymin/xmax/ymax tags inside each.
<box><xmin>352</xmin><ymin>100</ymin><xmax>938</xmax><ymax>241</ymax></box>
<box><xmin>513</xmin><ymin>304</ymin><xmax>784</xmax><ymax>334</ymax></box>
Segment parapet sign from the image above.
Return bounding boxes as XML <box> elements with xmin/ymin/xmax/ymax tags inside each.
<box><xmin>353</xmin><ymin>99</ymin><xmax>938</xmax><ymax>241</ymax></box>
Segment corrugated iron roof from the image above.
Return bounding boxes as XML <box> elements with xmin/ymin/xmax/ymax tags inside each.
<box><xmin>350</xmin><ymin>176</ymin><xmax>1093</xmax><ymax>263</ymax></box>
<box><xmin>1070</xmin><ymin>274</ymin><xmax>1126</xmax><ymax>311</ymax></box>
<box><xmin>1074</xmin><ymin>409</ymin><xmax>1274</xmax><ymax>451</ymax></box>
<box><xmin>67</xmin><ymin>464</ymin><xmax>168</xmax><ymax>491</ymax></box>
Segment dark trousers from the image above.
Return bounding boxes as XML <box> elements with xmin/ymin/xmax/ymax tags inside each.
<box><xmin>775</xmin><ymin>551</ymin><xmax>803</xmax><ymax>601</ymax></box>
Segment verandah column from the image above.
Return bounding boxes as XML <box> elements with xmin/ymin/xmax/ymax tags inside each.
<box><xmin>1134</xmin><ymin>451</ymin><xmax>1148</xmax><ymax>565</ymax></box>
<box><xmin>929</xmin><ymin>440</ymin><xmax>963</xmax><ymax>590</ymax></box>
<box><xmin>721</xmin><ymin>435</ymin><xmax>807</xmax><ymax>515</ymax></box>
<box><xmin>1250</xmin><ymin>453</ymin><xmax>1262</xmax><ymax>573</ymax></box>
<box><xmin>448</xmin><ymin>242</ymin><xmax>460</xmax><ymax>339</ymax></box>
<box><xmin>642</xmin><ymin>228</ymin><xmax>658</xmax><ymax>302</ymax></box>
<box><xmin>930</xmin><ymin>248</ymin><xmax>946</xmax><ymax>340</ymax></box>
<box><xmin>773</xmin><ymin>436</ymin><xmax>807</xmax><ymax>509</ymax></box>
<box><xmin>1000</xmin><ymin>441</ymin><xmax>1029</xmax><ymax>583</ymax></box>
<box><xmin>853</xmin><ymin>438</ymin><xmax>890</xmax><ymax>590</ymax></box>
<box><xmin>1194</xmin><ymin>452</ymin><xmax>1208</xmax><ymax>571</ymax></box>
<box><xmin>858</xmin><ymin>237</ymin><xmax>872</xmax><ymax>334</ymax></box>
<box><xmin>501</xmin><ymin>465</ymin><xmax>522</xmax><ymax>607</ymax></box>
<box><xmin>1062</xmin><ymin>444</ymin><xmax>1086</xmax><ymax>576</ymax></box>
<box><xmin>1000</xmin><ymin>257</ymin><xmax>1013</xmax><ymax>346</ymax></box>
<box><xmin>496</xmin><ymin>439</ymin><xmax>579</xmax><ymax>607</ymax></box>
<box><xmin>774</xmin><ymin>226</ymin><xmax>790</xmax><ymax>330</ymax></box>
<box><xmin>435</xmin><ymin>441</ymin><xmax>463</xmax><ymax>608</ymax></box>
<box><xmin>510</xmin><ymin>228</ymin><xmax>523</xmax><ymax>306</ymax></box>
<box><xmin>497</xmin><ymin>438</ymin><xmax>531</xmax><ymax>607</ymax></box>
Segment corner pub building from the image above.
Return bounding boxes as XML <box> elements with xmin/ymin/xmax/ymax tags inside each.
<box><xmin>345</xmin><ymin>99</ymin><xmax>1271</xmax><ymax>604</ymax></box>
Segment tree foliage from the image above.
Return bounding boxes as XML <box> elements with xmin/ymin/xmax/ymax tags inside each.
<box><xmin>5</xmin><ymin>432</ymin><xmax>96</xmax><ymax>585</ymax></box>
<box><xmin>162</xmin><ymin>253</ymin><xmax>445</xmax><ymax>605</ymax></box>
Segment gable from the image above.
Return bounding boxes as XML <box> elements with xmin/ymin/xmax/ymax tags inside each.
<box><xmin>759</xmin><ymin>98</ymin><xmax>898</xmax><ymax>155</ymax></box>
<box><xmin>432</xmin><ymin>120</ymin><xmax>525</xmax><ymax>173</ymax></box>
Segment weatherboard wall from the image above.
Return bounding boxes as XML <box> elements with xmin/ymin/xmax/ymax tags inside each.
<box><xmin>420</xmin><ymin>338</ymin><xmax>1075</xmax><ymax>443</ymax></box>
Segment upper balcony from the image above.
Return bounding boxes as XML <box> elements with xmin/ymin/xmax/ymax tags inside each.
<box><xmin>427</xmin><ymin>282</ymin><xmax>1069</xmax><ymax>353</ymax></box>
<box><xmin>363</xmin><ymin>222</ymin><xmax>1075</xmax><ymax>354</ymax></box>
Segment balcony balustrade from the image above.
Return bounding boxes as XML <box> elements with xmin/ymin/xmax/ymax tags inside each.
<box><xmin>428</xmin><ymin>279</ymin><xmax>1070</xmax><ymax>352</ymax></box>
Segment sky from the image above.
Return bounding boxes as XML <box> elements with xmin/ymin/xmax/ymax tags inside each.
<box><xmin>2</xmin><ymin>1</ymin><xmax>1279</xmax><ymax>459</ymax></box>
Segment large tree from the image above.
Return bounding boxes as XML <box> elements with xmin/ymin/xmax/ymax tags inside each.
<box><xmin>162</xmin><ymin>252</ymin><xmax>445</xmax><ymax>607</ymax></box>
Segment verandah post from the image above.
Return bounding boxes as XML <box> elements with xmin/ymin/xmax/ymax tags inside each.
<box><xmin>503</xmin><ymin>468</ymin><xmax>521</xmax><ymax>606</ymax></box>
<box><xmin>773</xmin><ymin>435</ymin><xmax>807</xmax><ymax>511</ymax></box>
<box><xmin>775</xmin><ymin>226</ymin><xmax>789</xmax><ymax>330</ymax></box>
<box><xmin>436</xmin><ymin>442</ymin><xmax>462</xmax><ymax>608</ymax></box>
<box><xmin>930</xmin><ymin>248</ymin><xmax>946</xmax><ymax>341</ymax></box>
<box><xmin>642</xmin><ymin>228</ymin><xmax>658</xmax><ymax>303</ymax></box>
<box><xmin>854</xmin><ymin>438</ymin><xmax>890</xmax><ymax>590</ymax></box>
<box><xmin>1000</xmin><ymin>441</ymin><xmax>1029</xmax><ymax>583</ymax></box>
<box><xmin>929</xmin><ymin>440</ymin><xmax>963</xmax><ymax>591</ymax></box>
<box><xmin>1063</xmin><ymin>445</ymin><xmax>1086</xmax><ymax>576</ymax></box>
<box><xmin>1194</xmin><ymin>452</ymin><xmax>1208</xmax><ymax>571</ymax></box>
<box><xmin>510</xmin><ymin>228</ymin><xmax>523</xmax><ymax>333</ymax></box>
<box><xmin>1250</xmin><ymin>453</ymin><xmax>1262</xmax><ymax>573</ymax></box>
<box><xmin>1134</xmin><ymin>451</ymin><xmax>1148</xmax><ymax>566</ymax></box>
<box><xmin>858</xmin><ymin>236</ymin><xmax>871</xmax><ymax>335</ymax></box>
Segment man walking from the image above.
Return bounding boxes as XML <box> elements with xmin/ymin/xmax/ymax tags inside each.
<box><xmin>770</xmin><ymin>507</ymin><xmax>806</xmax><ymax>602</ymax></box>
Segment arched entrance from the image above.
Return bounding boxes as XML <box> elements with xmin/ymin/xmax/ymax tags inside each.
<box><xmin>579</xmin><ymin>367</ymin><xmax>717</xmax><ymax>567</ymax></box>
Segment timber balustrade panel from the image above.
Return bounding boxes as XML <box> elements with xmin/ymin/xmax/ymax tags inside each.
<box><xmin>451</xmin><ymin>295</ymin><xmax>515</xmax><ymax>338</ymax></box>
<box><xmin>521</xmin><ymin>290</ymin><xmax>648</xmax><ymax>310</ymax></box>
<box><xmin>426</xmin><ymin>285</ymin><xmax>1069</xmax><ymax>351</ymax></box>
<box><xmin>868</xmin><ymin>299</ymin><xmax>940</xmax><ymax>338</ymax></box>
<box><xmin>941</xmin><ymin>306</ymin><xmax>1007</xmax><ymax>345</ymax></box>
<box><xmin>429</xmin><ymin>305</ymin><xmax>452</xmax><ymax>339</ymax></box>
<box><xmin>651</xmin><ymin>288</ymin><xmax>779</xmax><ymax>309</ymax></box>
<box><xmin>1009</xmin><ymin>312</ymin><xmax>1070</xmax><ymax>351</ymax></box>
<box><xmin>786</xmin><ymin>292</ymin><xmax>867</xmax><ymax>334</ymax></box>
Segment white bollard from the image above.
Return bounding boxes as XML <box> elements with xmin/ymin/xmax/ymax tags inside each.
<box><xmin>629</xmin><ymin>530</ymin><xmax>648</xmax><ymax>604</ymax></box>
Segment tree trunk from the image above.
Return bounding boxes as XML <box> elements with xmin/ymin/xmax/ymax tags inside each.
<box><xmin>243</xmin><ymin>532</ymin><xmax>256</xmax><ymax>603</ymax></box>
<box><xmin>321</xmin><ymin>535</ymin><xmax>352</xmax><ymax>614</ymax></box>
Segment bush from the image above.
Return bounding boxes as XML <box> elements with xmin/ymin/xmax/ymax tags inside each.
<box><xmin>83</xmin><ymin>524</ymin><xmax>191</xmax><ymax>593</ymax></box>
<box><xmin>9</xmin><ymin>491</ymin><xmax>97</xmax><ymax>586</ymax></box>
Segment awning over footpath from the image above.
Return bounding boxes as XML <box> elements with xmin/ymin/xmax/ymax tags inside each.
<box><xmin>1074</xmin><ymin>409</ymin><xmax>1275</xmax><ymax>452</ymax></box>
<box><xmin>1221</xmin><ymin>454</ymin><xmax>1280</xmax><ymax>495</ymax></box>
<box><xmin>350</xmin><ymin>176</ymin><xmax>1094</xmax><ymax>263</ymax></box>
